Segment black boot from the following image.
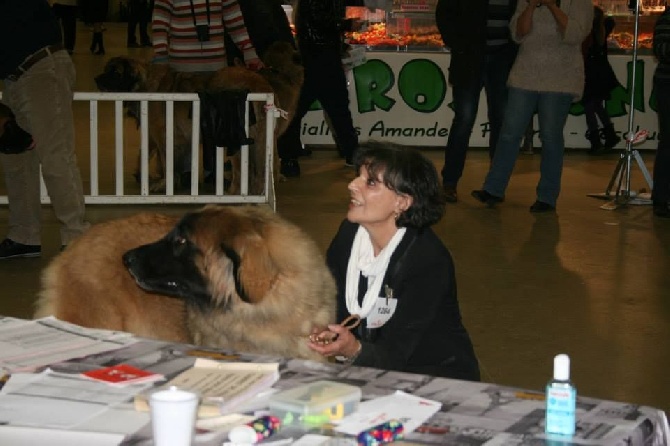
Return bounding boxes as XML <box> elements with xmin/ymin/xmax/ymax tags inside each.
<box><xmin>602</xmin><ymin>123</ymin><xmax>620</xmax><ymax>149</ymax></box>
<box><xmin>587</xmin><ymin>130</ymin><xmax>605</xmax><ymax>155</ymax></box>
<box><xmin>91</xmin><ymin>32</ymin><xmax>105</xmax><ymax>55</ymax></box>
<box><xmin>95</xmin><ymin>32</ymin><xmax>105</xmax><ymax>55</ymax></box>
<box><xmin>90</xmin><ymin>32</ymin><xmax>98</xmax><ymax>54</ymax></box>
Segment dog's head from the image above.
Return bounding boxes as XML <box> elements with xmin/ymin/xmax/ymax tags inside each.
<box><xmin>0</xmin><ymin>102</ymin><xmax>35</xmax><ymax>155</ymax></box>
<box><xmin>122</xmin><ymin>206</ymin><xmax>282</xmax><ymax>310</ymax></box>
<box><xmin>95</xmin><ymin>56</ymin><xmax>148</xmax><ymax>92</ymax></box>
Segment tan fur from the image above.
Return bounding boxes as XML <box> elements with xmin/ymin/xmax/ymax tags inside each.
<box><xmin>34</xmin><ymin>206</ymin><xmax>336</xmax><ymax>361</ymax></box>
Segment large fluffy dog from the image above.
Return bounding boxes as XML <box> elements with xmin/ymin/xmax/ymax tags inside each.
<box><xmin>95</xmin><ymin>41</ymin><xmax>303</xmax><ymax>194</ymax></box>
<box><xmin>34</xmin><ymin>206</ymin><xmax>336</xmax><ymax>361</ymax></box>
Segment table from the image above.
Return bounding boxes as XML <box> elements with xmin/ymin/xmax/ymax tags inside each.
<box><xmin>0</xmin><ymin>317</ymin><xmax>668</xmax><ymax>445</ymax></box>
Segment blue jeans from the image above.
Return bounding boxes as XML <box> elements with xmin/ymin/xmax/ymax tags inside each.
<box><xmin>442</xmin><ymin>45</ymin><xmax>516</xmax><ymax>188</ymax></box>
<box><xmin>483</xmin><ymin>87</ymin><xmax>574</xmax><ymax>207</ymax></box>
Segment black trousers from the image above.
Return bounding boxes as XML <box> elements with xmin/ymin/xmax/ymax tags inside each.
<box><xmin>52</xmin><ymin>4</ymin><xmax>78</xmax><ymax>52</ymax></box>
<box><xmin>653</xmin><ymin>77</ymin><xmax>670</xmax><ymax>205</ymax></box>
<box><xmin>277</xmin><ymin>45</ymin><xmax>358</xmax><ymax>160</ymax></box>
<box><xmin>127</xmin><ymin>0</ymin><xmax>151</xmax><ymax>45</ymax></box>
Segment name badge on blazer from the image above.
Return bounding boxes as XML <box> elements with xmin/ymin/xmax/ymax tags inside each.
<box><xmin>366</xmin><ymin>285</ymin><xmax>397</xmax><ymax>329</ymax></box>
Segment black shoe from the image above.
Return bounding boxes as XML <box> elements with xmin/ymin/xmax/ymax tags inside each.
<box><xmin>141</xmin><ymin>41</ymin><xmax>153</xmax><ymax>47</ymax></box>
<box><xmin>529</xmin><ymin>200</ymin><xmax>556</xmax><ymax>213</ymax></box>
<box><xmin>344</xmin><ymin>155</ymin><xmax>354</xmax><ymax>167</ymax></box>
<box><xmin>0</xmin><ymin>238</ymin><xmax>41</xmax><ymax>259</ymax></box>
<box><xmin>471</xmin><ymin>190</ymin><xmax>503</xmax><ymax>208</ymax></box>
<box><xmin>443</xmin><ymin>184</ymin><xmax>458</xmax><ymax>203</ymax></box>
<box><xmin>280</xmin><ymin>158</ymin><xmax>300</xmax><ymax>178</ymax></box>
<box><xmin>127</xmin><ymin>42</ymin><xmax>141</xmax><ymax>48</ymax></box>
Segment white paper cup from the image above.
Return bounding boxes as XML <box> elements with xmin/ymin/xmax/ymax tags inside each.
<box><xmin>149</xmin><ymin>386</ymin><xmax>199</xmax><ymax>446</ymax></box>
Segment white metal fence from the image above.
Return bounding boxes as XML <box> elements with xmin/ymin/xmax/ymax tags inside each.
<box><xmin>0</xmin><ymin>91</ymin><xmax>278</xmax><ymax>210</ymax></box>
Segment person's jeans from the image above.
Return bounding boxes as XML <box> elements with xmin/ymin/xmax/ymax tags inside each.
<box><xmin>652</xmin><ymin>78</ymin><xmax>670</xmax><ymax>205</ymax></box>
<box><xmin>442</xmin><ymin>45</ymin><xmax>516</xmax><ymax>188</ymax></box>
<box><xmin>483</xmin><ymin>87</ymin><xmax>574</xmax><ymax>207</ymax></box>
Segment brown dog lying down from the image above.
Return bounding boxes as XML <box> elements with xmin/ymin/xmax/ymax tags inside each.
<box><xmin>34</xmin><ymin>205</ymin><xmax>336</xmax><ymax>361</ymax></box>
<box><xmin>94</xmin><ymin>41</ymin><xmax>303</xmax><ymax>194</ymax></box>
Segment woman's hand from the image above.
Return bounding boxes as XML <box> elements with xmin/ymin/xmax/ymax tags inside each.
<box><xmin>308</xmin><ymin>323</ymin><xmax>361</xmax><ymax>359</ymax></box>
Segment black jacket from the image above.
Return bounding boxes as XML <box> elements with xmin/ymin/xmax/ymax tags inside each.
<box><xmin>225</xmin><ymin>0</ymin><xmax>296</xmax><ymax>65</ymax></box>
<box><xmin>327</xmin><ymin>220</ymin><xmax>480</xmax><ymax>381</ymax></box>
<box><xmin>295</xmin><ymin>0</ymin><xmax>352</xmax><ymax>51</ymax></box>
<box><xmin>0</xmin><ymin>0</ymin><xmax>62</xmax><ymax>79</ymax></box>
<box><xmin>435</xmin><ymin>0</ymin><xmax>517</xmax><ymax>87</ymax></box>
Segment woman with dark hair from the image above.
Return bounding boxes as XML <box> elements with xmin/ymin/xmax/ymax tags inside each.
<box><xmin>308</xmin><ymin>143</ymin><xmax>480</xmax><ymax>381</ymax></box>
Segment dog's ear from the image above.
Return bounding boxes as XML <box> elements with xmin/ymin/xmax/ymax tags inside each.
<box><xmin>224</xmin><ymin>234</ymin><xmax>278</xmax><ymax>305</ymax></box>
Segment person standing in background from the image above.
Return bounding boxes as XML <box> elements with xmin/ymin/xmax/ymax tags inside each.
<box><xmin>472</xmin><ymin>0</ymin><xmax>593</xmax><ymax>213</ymax></box>
<box><xmin>127</xmin><ymin>0</ymin><xmax>153</xmax><ymax>48</ymax></box>
<box><xmin>80</xmin><ymin>0</ymin><xmax>109</xmax><ymax>55</ymax></box>
<box><xmin>151</xmin><ymin>0</ymin><xmax>262</xmax><ymax>72</ymax></box>
<box><xmin>151</xmin><ymin>0</ymin><xmax>263</xmax><ymax>184</ymax></box>
<box><xmin>581</xmin><ymin>6</ymin><xmax>621</xmax><ymax>154</ymax></box>
<box><xmin>0</xmin><ymin>0</ymin><xmax>89</xmax><ymax>259</ymax></box>
<box><xmin>435</xmin><ymin>0</ymin><xmax>518</xmax><ymax>203</ymax></box>
<box><xmin>651</xmin><ymin>3</ymin><xmax>670</xmax><ymax>217</ymax></box>
<box><xmin>275</xmin><ymin>0</ymin><xmax>360</xmax><ymax>178</ymax></box>
<box><xmin>52</xmin><ymin>0</ymin><xmax>78</xmax><ymax>54</ymax></box>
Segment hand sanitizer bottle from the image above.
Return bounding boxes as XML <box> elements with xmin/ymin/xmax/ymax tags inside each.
<box><xmin>545</xmin><ymin>353</ymin><xmax>577</xmax><ymax>437</ymax></box>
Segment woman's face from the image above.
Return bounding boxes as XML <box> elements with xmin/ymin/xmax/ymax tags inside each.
<box><xmin>347</xmin><ymin>165</ymin><xmax>410</xmax><ymax>231</ymax></box>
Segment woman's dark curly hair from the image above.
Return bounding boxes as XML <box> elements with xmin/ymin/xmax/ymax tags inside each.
<box><xmin>353</xmin><ymin>142</ymin><xmax>446</xmax><ymax>229</ymax></box>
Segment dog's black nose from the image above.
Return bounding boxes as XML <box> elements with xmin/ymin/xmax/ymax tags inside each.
<box><xmin>122</xmin><ymin>251</ymin><xmax>135</xmax><ymax>268</ymax></box>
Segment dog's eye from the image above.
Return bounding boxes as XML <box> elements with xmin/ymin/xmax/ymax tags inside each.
<box><xmin>175</xmin><ymin>236</ymin><xmax>187</xmax><ymax>246</ymax></box>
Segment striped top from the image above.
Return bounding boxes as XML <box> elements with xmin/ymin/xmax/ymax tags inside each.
<box><xmin>151</xmin><ymin>0</ymin><xmax>260</xmax><ymax>72</ymax></box>
<box><xmin>487</xmin><ymin>0</ymin><xmax>512</xmax><ymax>51</ymax></box>
<box><xmin>654</xmin><ymin>8</ymin><xmax>670</xmax><ymax>81</ymax></box>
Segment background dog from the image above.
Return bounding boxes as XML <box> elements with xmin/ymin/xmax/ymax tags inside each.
<box><xmin>95</xmin><ymin>41</ymin><xmax>303</xmax><ymax>194</ymax></box>
<box><xmin>34</xmin><ymin>205</ymin><xmax>336</xmax><ymax>361</ymax></box>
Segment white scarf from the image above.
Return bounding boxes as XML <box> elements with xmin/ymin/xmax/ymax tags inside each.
<box><xmin>345</xmin><ymin>226</ymin><xmax>406</xmax><ymax>319</ymax></box>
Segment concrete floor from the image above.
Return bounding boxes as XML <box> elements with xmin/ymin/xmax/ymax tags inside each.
<box><xmin>0</xmin><ymin>23</ymin><xmax>668</xmax><ymax>415</ymax></box>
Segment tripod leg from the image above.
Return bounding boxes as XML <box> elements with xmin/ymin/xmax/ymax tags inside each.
<box><xmin>606</xmin><ymin>154</ymin><xmax>626</xmax><ymax>196</ymax></box>
<box><xmin>633</xmin><ymin>149</ymin><xmax>654</xmax><ymax>191</ymax></box>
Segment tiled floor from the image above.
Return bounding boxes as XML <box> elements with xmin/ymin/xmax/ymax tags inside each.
<box><xmin>1</xmin><ymin>23</ymin><xmax>669</xmax><ymax>415</ymax></box>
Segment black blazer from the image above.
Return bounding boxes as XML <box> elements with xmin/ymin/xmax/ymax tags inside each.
<box><xmin>327</xmin><ymin>220</ymin><xmax>480</xmax><ymax>381</ymax></box>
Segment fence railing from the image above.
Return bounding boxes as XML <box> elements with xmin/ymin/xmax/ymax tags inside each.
<box><xmin>0</xmin><ymin>91</ymin><xmax>278</xmax><ymax>210</ymax></box>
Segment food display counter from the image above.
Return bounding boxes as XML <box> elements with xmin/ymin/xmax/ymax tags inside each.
<box><xmin>296</xmin><ymin>0</ymin><xmax>663</xmax><ymax>149</ymax></box>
